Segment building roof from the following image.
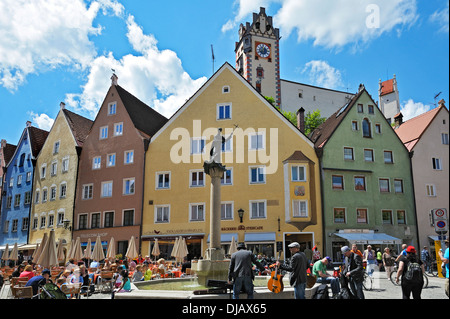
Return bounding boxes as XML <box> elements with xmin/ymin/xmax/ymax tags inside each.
<box><xmin>1</xmin><ymin>142</ymin><xmax>17</xmax><ymax>165</ymax></box>
<box><xmin>309</xmin><ymin>87</ymin><xmax>366</xmax><ymax>149</ymax></box>
<box><xmin>283</xmin><ymin>150</ymin><xmax>314</xmax><ymax>163</ymax></box>
<box><xmin>380</xmin><ymin>78</ymin><xmax>394</xmax><ymax>96</ymax></box>
<box><xmin>28</xmin><ymin>126</ymin><xmax>49</xmax><ymax>158</ymax></box>
<box><xmin>395</xmin><ymin>104</ymin><xmax>446</xmax><ymax>151</ymax></box>
<box><xmin>62</xmin><ymin>109</ymin><xmax>93</xmax><ymax>147</ymax></box>
<box><xmin>115</xmin><ymin>84</ymin><xmax>168</xmax><ymax>137</ymax></box>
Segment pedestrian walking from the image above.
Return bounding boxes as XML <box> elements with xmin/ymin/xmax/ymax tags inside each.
<box><xmin>438</xmin><ymin>239</ymin><xmax>448</xmax><ymax>297</ymax></box>
<box><xmin>395</xmin><ymin>246</ymin><xmax>425</xmax><ymax>299</ymax></box>
<box><xmin>228</xmin><ymin>242</ymin><xmax>268</xmax><ymax>299</ymax></box>
<box><xmin>276</xmin><ymin>242</ymin><xmax>308</xmax><ymax>299</ymax></box>
<box><xmin>421</xmin><ymin>246</ymin><xmax>431</xmax><ymax>273</ymax></box>
<box><xmin>382</xmin><ymin>247</ymin><xmax>395</xmax><ymax>279</ymax></box>
<box><xmin>363</xmin><ymin>245</ymin><xmax>377</xmax><ymax>276</ymax></box>
<box><xmin>341</xmin><ymin>246</ymin><xmax>365</xmax><ymax>299</ymax></box>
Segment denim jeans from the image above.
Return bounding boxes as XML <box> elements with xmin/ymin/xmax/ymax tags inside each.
<box><xmin>233</xmin><ymin>276</ymin><xmax>254</xmax><ymax>299</ymax></box>
<box><xmin>293</xmin><ymin>282</ymin><xmax>306</xmax><ymax>299</ymax></box>
<box><xmin>317</xmin><ymin>276</ymin><xmax>340</xmax><ymax>295</ymax></box>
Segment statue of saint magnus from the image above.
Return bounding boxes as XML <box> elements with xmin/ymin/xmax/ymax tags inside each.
<box><xmin>208</xmin><ymin>126</ymin><xmax>237</xmax><ymax>164</ymax></box>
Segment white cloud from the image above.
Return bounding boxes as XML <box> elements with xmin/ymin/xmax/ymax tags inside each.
<box><xmin>400</xmin><ymin>99</ymin><xmax>432</xmax><ymax>121</ymax></box>
<box><xmin>223</xmin><ymin>0</ymin><xmax>418</xmax><ymax>49</ymax></box>
<box><xmin>221</xmin><ymin>0</ymin><xmax>274</xmax><ymax>33</ymax></box>
<box><xmin>66</xmin><ymin>14</ymin><xmax>207</xmax><ymax>119</ymax></box>
<box><xmin>430</xmin><ymin>1</ymin><xmax>449</xmax><ymax>33</ymax></box>
<box><xmin>0</xmin><ymin>0</ymin><xmax>124</xmax><ymax>91</ymax></box>
<box><xmin>28</xmin><ymin>112</ymin><xmax>54</xmax><ymax>131</ymax></box>
<box><xmin>302</xmin><ymin>60</ymin><xmax>343</xmax><ymax>89</ymax></box>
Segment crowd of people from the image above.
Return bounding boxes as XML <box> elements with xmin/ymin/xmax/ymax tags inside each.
<box><xmin>227</xmin><ymin>239</ymin><xmax>449</xmax><ymax>300</ymax></box>
<box><xmin>0</xmin><ymin>253</ymin><xmax>194</xmax><ymax>299</ymax></box>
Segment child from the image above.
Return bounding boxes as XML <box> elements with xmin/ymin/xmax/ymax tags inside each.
<box><xmin>111</xmin><ymin>269</ymin><xmax>131</xmax><ymax>299</ymax></box>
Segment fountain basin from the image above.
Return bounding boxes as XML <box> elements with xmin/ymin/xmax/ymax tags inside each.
<box><xmin>115</xmin><ymin>276</ymin><xmax>297</xmax><ymax>299</ymax></box>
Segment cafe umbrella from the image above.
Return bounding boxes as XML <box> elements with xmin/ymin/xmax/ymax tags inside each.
<box><xmin>151</xmin><ymin>239</ymin><xmax>160</xmax><ymax>261</ymax></box>
<box><xmin>106</xmin><ymin>237</ymin><xmax>115</xmax><ymax>260</ymax></box>
<box><xmin>37</xmin><ymin>229</ymin><xmax>59</xmax><ymax>269</ymax></box>
<box><xmin>91</xmin><ymin>235</ymin><xmax>105</xmax><ymax>263</ymax></box>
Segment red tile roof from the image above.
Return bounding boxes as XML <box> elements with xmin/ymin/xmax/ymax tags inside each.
<box><xmin>62</xmin><ymin>109</ymin><xmax>93</xmax><ymax>147</ymax></box>
<box><xmin>380</xmin><ymin>79</ymin><xmax>394</xmax><ymax>96</ymax></box>
<box><xmin>395</xmin><ymin>105</ymin><xmax>444</xmax><ymax>151</ymax></box>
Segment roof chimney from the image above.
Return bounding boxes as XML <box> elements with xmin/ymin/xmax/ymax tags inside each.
<box><xmin>297</xmin><ymin>107</ymin><xmax>305</xmax><ymax>133</ymax></box>
<box><xmin>111</xmin><ymin>73</ymin><xmax>118</xmax><ymax>86</ymax></box>
<box><xmin>394</xmin><ymin>112</ymin><xmax>403</xmax><ymax>128</ymax></box>
<box><xmin>60</xmin><ymin>102</ymin><xmax>65</xmax><ymax>110</ymax></box>
<box><xmin>1</xmin><ymin>139</ymin><xmax>6</xmax><ymax>148</ymax></box>
<box><xmin>438</xmin><ymin>99</ymin><xmax>446</xmax><ymax>108</ymax></box>
<box><xmin>26</xmin><ymin>121</ymin><xmax>32</xmax><ymax>127</ymax></box>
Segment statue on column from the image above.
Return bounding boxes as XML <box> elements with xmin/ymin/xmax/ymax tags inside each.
<box><xmin>207</xmin><ymin>125</ymin><xmax>238</xmax><ymax>164</ymax></box>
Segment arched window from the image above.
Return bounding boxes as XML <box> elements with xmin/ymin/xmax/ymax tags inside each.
<box><xmin>362</xmin><ymin>118</ymin><xmax>371</xmax><ymax>138</ymax></box>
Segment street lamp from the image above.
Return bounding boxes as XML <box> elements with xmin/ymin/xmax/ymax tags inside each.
<box><xmin>63</xmin><ymin>219</ymin><xmax>72</xmax><ymax>231</ymax></box>
<box><xmin>238</xmin><ymin>208</ymin><xmax>244</xmax><ymax>223</ymax></box>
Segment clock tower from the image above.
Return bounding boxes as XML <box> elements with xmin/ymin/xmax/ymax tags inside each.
<box><xmin>235</xmin><ymin>7</ymin><xmax>281</xmax><ymax>107</ymax></box>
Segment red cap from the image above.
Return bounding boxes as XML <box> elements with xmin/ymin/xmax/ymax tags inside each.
<box><xmin>406</xmin><ymin>246</ymin><xmax>416</xmax><ymax>253</ymax></box>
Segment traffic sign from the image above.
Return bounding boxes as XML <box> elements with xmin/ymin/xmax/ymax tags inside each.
<box><xmin>432</xmin><ymin>208</ymin><xmax>447</xmax><ymax>220</ymax></box>
<box><xmin>435</xmin><ymin>219</ymin><xmax>448</xmax><ymax>232</ymax></box>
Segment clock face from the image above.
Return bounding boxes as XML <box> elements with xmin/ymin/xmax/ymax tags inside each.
<box><xmin>256</xmin><ymin>43</ymin><xmax>270</xmax><ymax>58</ymax></box>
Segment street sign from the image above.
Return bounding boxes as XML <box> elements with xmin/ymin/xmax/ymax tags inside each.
<box><xmin>432</xmin><ymin>208</ymin><xmax>447</xmax><ymax>220</ymax></box>
<box><xmin>435</xmin><ymin>219</ymin><xmax>448</xmax><ymax>233</ymax></box>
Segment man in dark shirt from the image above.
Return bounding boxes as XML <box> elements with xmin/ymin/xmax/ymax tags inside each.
<box><xmin>277</xmin><ymin>242</ymin><xmax>308</xmax><ymax>299</ymax></box>
<box><xmin>25</xmin><ymin>268</ymin><xmax>51</xmax><ymax>296</ymax></box>
<box><xmin>341</xmin><ymin>246</ymin><xmax>365</xmax><ymax>299</ymax></box>
<box><xmin>228</xmin><ymin>242</ymin><xmax>268</xmax><ymax>299</ymax></box>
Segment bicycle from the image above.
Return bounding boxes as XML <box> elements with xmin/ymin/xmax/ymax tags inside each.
<box><xmin>389</xmin><ymin>265</ymin><xmax>428</xmax><ymax>288</ymax></box>
<box><xmin>362</xmin><ymin>271</ymin><xmax>373</xmax><ymax>291</ymax></box>
<box><xmin>427</xmin><ymin>261</ymin><xmax>439</xmax><ymax>277</ymax></box>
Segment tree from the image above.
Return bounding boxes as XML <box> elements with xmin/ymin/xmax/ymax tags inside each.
<box><xmin>264</xmin><ymin>96</ymin><xmax>298</xmax><ymax>127</ymax></box>
<box><xmin>305</xmin><ymin>110</ymin><xmax>326</xmax><ymax>135</ymax></box>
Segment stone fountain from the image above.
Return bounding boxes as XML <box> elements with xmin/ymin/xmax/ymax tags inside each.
<box><xmin>191</xmin><ymin>128</ymin><xmax>235</xmax><ymax>286</ymax></box>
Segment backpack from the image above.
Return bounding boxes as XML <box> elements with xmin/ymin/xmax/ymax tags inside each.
<box><xmin>313</xmin><ymin>284</ymin><xmax>329</xmax><ymax>299</ymax></box>
<box><xmin>404</xmin><ymin>260</ymin><xmax>422</xmax><ymax>283</ymax></box>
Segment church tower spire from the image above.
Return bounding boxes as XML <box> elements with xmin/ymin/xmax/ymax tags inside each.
<box><xmin>235</xmin><ymin>7</ymin><xmax>281</xmax><ymax>107</ymax></box>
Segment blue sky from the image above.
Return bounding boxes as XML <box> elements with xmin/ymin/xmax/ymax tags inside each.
<box><xmin>1</xmin><ymin>0</ymin><xmax>448</xmax><ymax>145</ymax></box>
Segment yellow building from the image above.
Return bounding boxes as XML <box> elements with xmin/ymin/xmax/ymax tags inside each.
<box><xmin>29</xmin><ymin>103</ymin><xmax>92</xmax><ymax>260</ymax></box>
<box><xmin>141</xmin><ymin>63</ymin><xmax>323</xmax><ymax>260</ymax></box>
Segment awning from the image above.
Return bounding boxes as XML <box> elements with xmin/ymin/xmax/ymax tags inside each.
<box><xmin>207</xmin><ymin>233</ymin><xmax>238</xmax><ymax>243</ymax></box>
<box><xmin>334</xmin><ymin>232</ymin><xmax>402</xmax><ymax>245</ymax></box>
<box><xmin>244</xmin><ymin>232</ymin><xmax>276</xmax><ymax>242</ymax></box>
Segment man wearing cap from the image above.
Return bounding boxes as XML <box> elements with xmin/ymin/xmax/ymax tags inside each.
<box><xmin>276</xmin><ymin>242</ymin><xmax>308</xmax><ymax>299</ymax></box>
<box><xmin>25</xmin><ymin>268</ymin><xmax>51</xmax><ymax>297</ymax></box>
<box><xmin>228</xmin><ymin>242</ymin><xmax>268</xmax><ymax>299</ymax></box>
<box><xmin>312</xmin><ymin>256</ymin><xmax>340</xmax><ymax>298</ymax></box>
<box><xmin>341</xmin><ymin>246</ymin><xmax>365</xmax><ymax>299</ymax></box>
<box><xmin>438</xmin><ymin>239</ymin><xmax>449</xmax><ymax>297</ymax></box>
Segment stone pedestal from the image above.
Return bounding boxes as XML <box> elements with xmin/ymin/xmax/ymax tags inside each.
<box><xmin>193</xmin><ymin>161</ymin><xmax>230</xmax><ymax>286</ymax></box>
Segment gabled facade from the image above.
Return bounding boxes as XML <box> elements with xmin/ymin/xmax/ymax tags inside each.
<box><xmin>0</xmin><ymin>140</ymin><xmax>17</xmax><ymax>218</ymax></box>
<box><xmin>395</xmin><ymin>100</ymin><xmax>449</xmax><ymax>252</ymax></box>
<box><xmin>73</xmin><ymin>75</ymin><xmax>167</xmax><ymax>258</ymax></box>
<box><xmin>310</xmin><ymin>85</ymin><xmax>417</xmax><ymax>260</ymax></box>
<box><xmin>0</xmin><ymin>123</ymin><xmax>48</xmax><ymax>247</ymax></box>
<box><xmin>29</xmin><ymin>103</ymin><xmax>93</xmax><ymax>259</ymax></box>
<box><xmin>141</xmin><ymin>63</ymin><xmax>323</xmax><ymax>261</ymax></box>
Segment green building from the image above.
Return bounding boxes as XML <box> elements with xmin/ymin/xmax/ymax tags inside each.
<box><xmin>310</xmin><ymin>85</ymin><xmax>417</xmax><ymax>260</ymax></box>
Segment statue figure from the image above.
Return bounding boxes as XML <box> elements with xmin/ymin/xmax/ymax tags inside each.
<box><xmin>208</xmin><ymin>125</ymin><xmax>238</xmax><ymax>164</ymax></box>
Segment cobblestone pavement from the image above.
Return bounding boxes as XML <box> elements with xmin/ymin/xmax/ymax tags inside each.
<box><xmin>86</xmin><ymin>269</ymin><xmax>448</xmax><ymax>300</ymax></box>
<box><xmin>2</xmin><ymin>269</ymin><xmax>447</xmax><ymax>300</ymax></box>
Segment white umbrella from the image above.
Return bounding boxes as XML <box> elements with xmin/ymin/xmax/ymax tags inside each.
<box><xmin>72</xmin><ymin>237</ymin><xmax>83</xmax><ymax>262</ymax></box>
<box><xmin>37</xmin><ymin>229</ymin><xmax>58</xmax><ymax>269</ymax></box>
<box><xmin>56</xmin><ymin>239</ymin><xmax>65</xmax><ymax>262</ymax></box>
<box><xmin>9</xmin><ymin>243</ymin><xmax>19</xmax><ymax>265</ymax></box>
<box><xmin>33</xmin><ymin>233</ymin><xmax>48</xmax><ymax>263</ymax></box>
<box><xmin>106</xmin><ymin>237</ymin><xmax>115</xmax><ymax>260</ymax></box>
<box><xmin>171</xmin><ymin>237</ymin><xmax>180</xmax><ymax>262</ymax></box>
<box><xmin>66</xmin><ymin>239</ymin><xmax>74</xmax><ymax>261</ymax></box>
<box><xmin>228</xmin><ymin>235</ymin><xmax>237</xmax><ymax>255</ymax></box>
<box><xmin>180</xmin><ymin>238</ymin><xmax>189</xmax><ymax>260</ymax></box>
<box><xmin>1</xmin><ymin>244</ymin><xmax>9</xmax><ymax>261</ymax></box>
<box><xmin>91</xmin><ymin>235</ymin><xmax>105</xmax><ymax>263</ymax></box>
<box><xmin>151</xmin><ymin>239</ymin><xmax>160</xmax><ymax>261</ymax></box>
<box><xmin>31</xmin><ymin>242</ymin><xmax>40</xmax><ymax>261</ymax></box>
<box><xmin>83</xmin><ymin>238</ymin><xmax>92</xmax><ymax>260</ymax></box>
<box><xmin>125</xmin><ymin>236</ymin><xmax>138</xmax><ymax>260</ymax></box>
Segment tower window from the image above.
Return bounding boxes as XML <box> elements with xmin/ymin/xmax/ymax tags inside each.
<box><xmin>256</xmin><ymin>67</ymin><xmax>264</xmax><ymax>78</ymax></box>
